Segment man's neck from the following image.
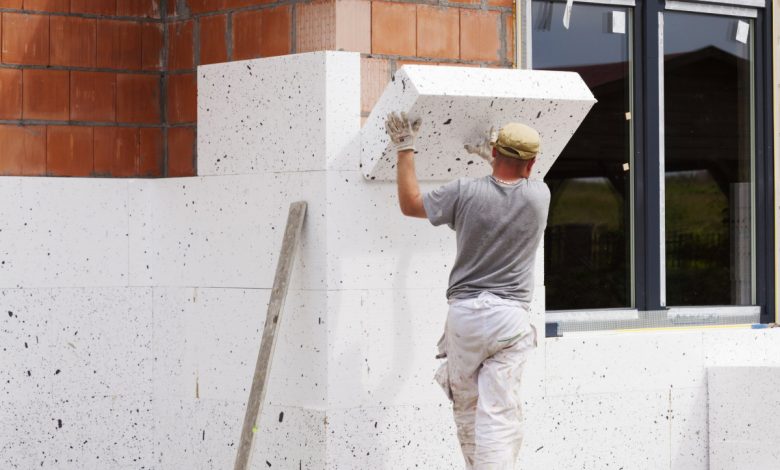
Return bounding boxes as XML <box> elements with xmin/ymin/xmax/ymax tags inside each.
<box><xmin>492</xmin><ymin>167</ymin><xmax>530</xmax><ymax>182</ymax></box>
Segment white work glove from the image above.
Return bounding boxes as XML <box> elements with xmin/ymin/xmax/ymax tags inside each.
<box><xmin>385</xmin><ymin>111</ymin><xmax>422</xmax><ymax>153</ymax></box>
<box><xmin>464</xmin><ymin>127</ymin><xmax>497</xmax><ymax>166</ymax></box>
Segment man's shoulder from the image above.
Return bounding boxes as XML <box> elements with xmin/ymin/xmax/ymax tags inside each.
<box><xmin>528</xmin><ymin>180</ymin><xmax>551</xmax><ymax>197</ymax></box>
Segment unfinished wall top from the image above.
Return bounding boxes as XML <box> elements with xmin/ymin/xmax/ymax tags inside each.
<box><xmin>360</xmin><ymin>65</ymin><xmax>596</xmax><ymax>181</ymax></box>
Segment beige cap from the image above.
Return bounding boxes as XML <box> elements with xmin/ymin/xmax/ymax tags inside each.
<box><xmin>492</xmin><ymin>122</ymin><xmax>540</xmax><ymax>160</ymax></box>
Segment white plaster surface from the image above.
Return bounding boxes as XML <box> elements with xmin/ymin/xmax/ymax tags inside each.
<box><xmin>361</xmin><ymin>65</ymin><xmax>596</xmax><ymax>181</ymax></box>
<box><xmin>708</xmin><ymin>366</ymin><xmax>780</xmax><ymax>470</ymax></box>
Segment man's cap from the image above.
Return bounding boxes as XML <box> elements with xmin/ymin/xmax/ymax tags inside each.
<box><xmin>491</xmin><ymin>122</ymin><xmax>540</xmax><ymax>160</ymax></box>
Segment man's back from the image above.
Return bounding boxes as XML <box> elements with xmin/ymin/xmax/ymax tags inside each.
<box><xmin>423</xmin><ymin>175</ymin><xmax>550</xmax><ymax>303</ymax></box>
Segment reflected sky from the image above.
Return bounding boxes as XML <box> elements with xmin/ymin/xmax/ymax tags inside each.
<box><xmin>532</xmin><ymin>2</ymin><xmax>751</xmax><ymax>69</ymax></box>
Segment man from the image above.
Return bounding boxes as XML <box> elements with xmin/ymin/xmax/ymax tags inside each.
<box><xmin>385</xmin><ymin>112</ymin><xmax>550</xmax><ymax>469</ymax></box>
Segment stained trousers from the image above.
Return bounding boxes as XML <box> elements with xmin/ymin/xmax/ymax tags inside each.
<box><xmin>434</xmin><ymin>292</ymin><xmax>537</xmax><ymax>470</ymax></box>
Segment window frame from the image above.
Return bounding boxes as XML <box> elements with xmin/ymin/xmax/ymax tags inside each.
<box><xmin>528</xmin><ymin>0</ymin><xmax>775</xmax><ymax>323</ymax></box>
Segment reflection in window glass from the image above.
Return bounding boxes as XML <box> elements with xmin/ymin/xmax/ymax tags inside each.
<box><xmin>533</xmin><ymin>1</ymin><xmax>633</xmax><ymax>310</ymax></box>
<box><xmin>664</xmin><ymin>12</ymin><xmax>753</xmax><ymax>306</ymax></box>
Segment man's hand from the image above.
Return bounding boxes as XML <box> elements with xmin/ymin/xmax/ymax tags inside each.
<box><xmin>385</xmin><ymin>111</ymin><xmax>422</xmax><ymax>153</ymax></box>
<box><xmin>464</xmin><ymin>127</ymin><xmax>497</xmax><ymax>166</ymax></box>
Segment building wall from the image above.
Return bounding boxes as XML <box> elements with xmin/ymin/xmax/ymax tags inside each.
<box><xmin>3</xmin><ymin>50</ymin><xmax>779</xmax><ymax>470</ymax></box>
<box><xmin>0</xmin><ymin>0</ymin><xmax>166</xmax><ymax>177</ymax></box>
<box><xmin>0</xmin><ymin>0</ymin><xmax>515</xmax><ymax>178</ymax></box>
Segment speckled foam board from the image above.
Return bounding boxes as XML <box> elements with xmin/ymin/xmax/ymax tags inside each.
<box><xmin>0</xmin><ymin>178</ymin><xmax>130</xmax><ymax>288</ymax></box>
<box><xmin>360</xmin><ymin>65</ymin><xmax>596</xmax><ymax>181</ymax></box>
<box><xmin>708</xmin><ymin>366</ymin><xmax>780</xmax><ymax>470</ymax></box>
<box><xmin>197</xmin><ymin>51</ymin><xmax>360</xmax><ymax>175</ymax></box>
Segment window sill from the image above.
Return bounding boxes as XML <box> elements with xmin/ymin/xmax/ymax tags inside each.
<box><xmin>546</xmin><ymin>306</ymin><xmax>761</xmax><ymax>333</ymax></box>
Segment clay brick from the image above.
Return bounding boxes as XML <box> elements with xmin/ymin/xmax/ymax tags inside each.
<box><xmin>505</xmin><ymin>13</ymin><xmax>515</xmax><ymax>65</ymax></box>
<box><xmin>395</xmin><ymin>58</ymin><xmax>441</xmax><ymax>70</ymax></box>
<box><xmin>186</xmin><ymin>0</ymin><xmax>224</xmax><ymax>13</ymax></box>
<box><xmin>166</xmin><ymin>73</ymin><xmax>196</xmax><ymax>124</ymax></box>
<box><xmin>116</xmin><ymin>73</ymin><xmax>160</xmax><ymax>123</ymax></box>
<box><xmin>487</xmin><ymin>0</ymin><xmax>513</xmax><ymax>7</ymax></box>
<box><xmin>23</xmin><ymin>69</ymin><xmax>69</xmax><ymax>121</ymax></box>
<box><xmin>166</xmin><ymin>0</ymin><xmax>176</xmax><ymax>17</ymax></box>
<box><xmin>372</xmin><ymin>2</ymin><xmax>415</xmax><ymax>56</ymax></box>
<box><xmin>416</xmin><ymin>5</ymin><xmax>458</xmax><ymax>60</ymax></box>
<box><xmin>0</xmin><ymin>1</ymin><xmax>23</xmax><ymax>8</ymax></box>
<box><xmin>50</xmin><ymin>16</ymin><xmax>96</xmax><ymax>67</ymax></box>
<box><xmin>231</xmin><ymin>10</ymin><xmax>260</xmax><ymax>60</ymax></box>
<box><xmin>168</xmin><ymin>20</ymin><xmax>194</xmax><ymax>70</ymax></box>
<box><xmin>258</xmin><ymin>5</ymin><xmax>292</xmax><ymax>58</ymax></box>
<box><xmin>295</xmin><ymin>0</ymin><xmax>336</xmax><ymax>53</ymax></box>
<box><xmin>2</xmin><ymin>13</ymin><xmax>49</xmax><ymax>65</ymax></box>
<box><xmin>94</xmin><ymin>126</ymin><xmax>138</xmax><ymax>177</ymax></box>
<box><xmin>96</xmin><ymin>19</ymin><xmax>142</xmax><ymax>70</ymax></box>
<box><xmin>70</xmin><ymin>71</ymin><xmax>115</xmax><ymax>122</ymax></box>
<box><xmin>225</xmin><ymin>0</ymin><xmax>273</xmax><ymax>8</ymax></box>
<box><xmin>47</xmin><ymin>125</ymin><xmax>93</xmax><ymax>176</ymax></box>
<box><xmin>335</xmin><ymin>0</ymin><xmax>371</xmax><ymax>53</ymax></box>
<box><xmin>0</xmin><ymin>125</ymin><xmax>46</xmax><ymax>176</ymax></box>
<box><xmin>0</xmin><ymin>68</ymin><xmax>22</xmax><ymax>119</ymax></box>
<box><xmin>360</xmin><ymin>57</ymin><xmax>390</xmax><ymax>115</ymax></box>
<box><xmin>189</xmin><ymin>0</ymin><xmax>272</xmax><ymax>12</ymax></box>
<box><xmin>167</xmin><ymin>126</ymin><xmax>195</xmax><ymax>176</ymax></box>
<box><xmin>141</xmin><ymin>22</ymin><xmax>163</xmax><ymax>71</ymax></box>
<box><xmin>460</xmin><ymin>9</ymin><xmax>500</xmax><ymax>62</ymax></box>
<box><xmin>232</xmin><ymin>5</ymin><xmax>291</xmax><ymax>60</ymax></box>
<box><xmin>70</xmin><ymin>0</ymin><xmax>115</xmax><ymax>15</ymax></box>
<box><xmin>199</xmin><ymin>14</ymin><xmax>227</xmax><ymax>65</ymax></box>
<box><xmin>138</xmin><ymin>127</ymin><xmax>162</xmax><ymax>176</ymax></box>
<box><xmin>23</xmin><ymin>0</ymin><xmax>69</xmax><ymax>12</ymax></box>
<box><xmin>117</xmin><ymin>0</ymin><xmax>160</xmax><ymax>17</ymax></box>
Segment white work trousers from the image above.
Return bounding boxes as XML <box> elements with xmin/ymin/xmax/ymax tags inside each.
<box><xmin>434</xmin><ymin>291</ymin><xmax>537</xmax><ymax>470</ymax></box>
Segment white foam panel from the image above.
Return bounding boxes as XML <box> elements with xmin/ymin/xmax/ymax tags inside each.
<box><xmin>361</xmin><ymin>66</ymin><xmax>596</xmax><ymax>181</ymax></box>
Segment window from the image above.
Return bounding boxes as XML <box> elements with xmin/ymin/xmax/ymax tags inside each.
<box><xmin>533</xmin><ymin>2</ymin><xmax>634</xmax><ymax>310</ymax></box>
<box><xmin>531</xmin><ymin>0</ymin><xmax>774</xmax><ymax>325</ymax></box>
<box><xmin>663</xmin><ymin>11</ymin><xmax>754</xmax><ymax>306</ymax></box>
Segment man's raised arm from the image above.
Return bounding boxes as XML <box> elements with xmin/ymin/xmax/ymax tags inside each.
<box><xmin>385</xmin><ymin>112</ymin><xmax>426</xmax><ymax>218</ymax></box>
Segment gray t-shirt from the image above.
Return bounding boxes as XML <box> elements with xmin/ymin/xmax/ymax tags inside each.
<box><xmin>422</xmin><ymin>176</ymin><xmax>550</xmax><ymax>303</ymax></box>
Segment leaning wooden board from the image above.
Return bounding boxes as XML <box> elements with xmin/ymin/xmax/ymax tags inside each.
<box><xmin>234</xmin><ymin>201</ymin><xmax>307</xmax><ymax>470</ymax></box>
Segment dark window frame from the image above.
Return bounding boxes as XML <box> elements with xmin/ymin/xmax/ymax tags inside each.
<box><xmin>532</xmin><ymin>0</ymin><xmax>775</xmax><ymax>321</ymax></box>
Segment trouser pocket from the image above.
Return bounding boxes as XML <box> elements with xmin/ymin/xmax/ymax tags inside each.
<box><xmin>434</xmin><ymin>361</ymin><xmax>453</xmax><ymax>401</ymax></box>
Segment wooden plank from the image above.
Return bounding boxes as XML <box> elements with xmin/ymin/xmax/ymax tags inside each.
<box><xmin>234</xmin><ymin>201</ymin><xmax>307</xmax><ymax>470</ymax></box>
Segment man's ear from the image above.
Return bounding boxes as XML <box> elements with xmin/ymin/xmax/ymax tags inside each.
<box><xmin>526</xmin><ymin>157</ymin><xmax>537</xmax><ymax>172</ymax></box>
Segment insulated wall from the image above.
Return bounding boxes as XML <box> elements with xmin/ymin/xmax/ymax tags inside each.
<box><xmin>3</xmin><ymin>50</ymin><xmax>780</xmax><ymax>470</ymax></box>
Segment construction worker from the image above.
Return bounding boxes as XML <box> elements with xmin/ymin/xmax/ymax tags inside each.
<box><xmin>386</xmin><ymin>112</ymin><xmax>550</xmax><ymax>470</ymax></box>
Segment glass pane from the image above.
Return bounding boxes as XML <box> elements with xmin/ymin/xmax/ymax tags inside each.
<box><xmin>663</xmin><ymin>12</ymin><xmax>753</xmax><ymax>306</ymax></box>
<box><xmin>533</xmin><ymin>1</ymin><xmax>633</xmax><ymax>310</ymax></box>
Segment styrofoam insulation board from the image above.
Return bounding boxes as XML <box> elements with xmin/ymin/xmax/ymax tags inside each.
<box><xmin>360</xmin><ymin>65</ymin><xmax>597</xmax><ymax>181</ymax></box>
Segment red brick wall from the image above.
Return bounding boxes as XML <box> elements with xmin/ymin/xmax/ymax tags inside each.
<box><xmin>361</xmin><ymin>0</ymin><xmax>515</xmax><ymax>121</ymax></box>
<box><xmin>164</xmin><ymin>0</ymin><xmax>295</xmax><ymax>177</ymax></box>
<box><xmin>0</xmin><ymin>0</ymin><xmax>165</xmax><ymax>177</ymax></box>
<box><xmin>0</xmin><ymin>0</ymin><xmax>516</xmax><ymax>178</ymax></box>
